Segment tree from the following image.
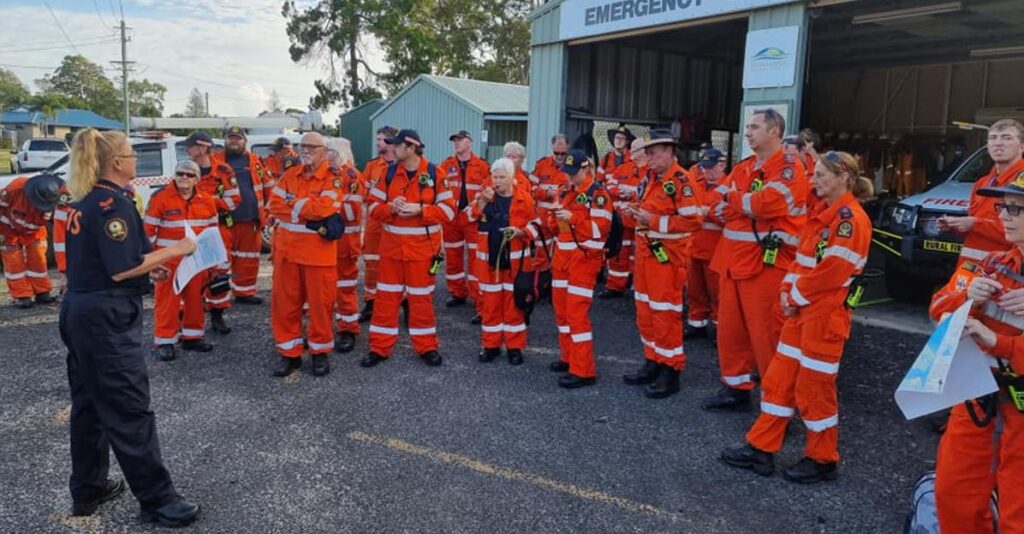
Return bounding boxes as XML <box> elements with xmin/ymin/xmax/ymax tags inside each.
<box><xmin>128</xmin><ymin>78</ymin><xmax>167</xmax><ymax>118</ymax></box>
<box><xmin>0</xmin><ymin>68</ymin><xmax>31</xmax><ymax>111</ymax></box>
<box><xmin>28</xmin><ymin>93</ymin><xmax>67</xmax><ymax>138</ymax></box>
<box><xmin>36</xmin><ymin>55</ymin><xmax>120</xmax><ymax>119</ymax></box>
<box><xmin>183</xmin><ymin>88</ymin><xmax>207</xmax><ymax>117</ymax></box>
<box><xmin>267</xmin><ymin>89</ymin><xmax>282</xmax><ymax>112</ymax></box>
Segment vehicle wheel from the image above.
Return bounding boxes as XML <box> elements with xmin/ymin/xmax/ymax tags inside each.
<box><xmin>261</xmin><ymin>224</ymin><xmax>274</xmax><ymax>253</ymax></box>
<box><xmin>884</xmin><ymin>258</ymin><xmax>941</xmax><ymax>304</ymax></box>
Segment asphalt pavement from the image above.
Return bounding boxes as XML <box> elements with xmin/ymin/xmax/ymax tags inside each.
<box><xmin>0</xmin><ymin>261</ymin><xmax>938</xmax><ymax>533</ymax></box>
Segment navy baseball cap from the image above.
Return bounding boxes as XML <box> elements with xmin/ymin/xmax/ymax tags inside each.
<box><xmin>560</xmin><ymin>149</ymin><xmax>590</xmax><ymax>174</ymax></box>
<box><xmin>184</xmin><ymin>131</ymin><xmax>213</xmax><ymax>147</ymax></box>
<box><xmin>449</xmin><ymin>129</ymin><xmax>472</xmax><ymax>141</ymax></box>
<box><xmin>698</xmin><ymin>148</ymin><xmax>726</xmax><ymax>168</ymax></box>
<box><xmin>385</xmin><ymin>129</ymin><xmax>424</xmax><ymax>148</ymax></box>
<box><xmin>224</xmin><ymin>125</ymin><xmax>246</xmax><ymax>138</ymax></box>
<box><xmin>271</xmin><ymin>137</ymin><xmax>292</xmax><ymax>150</ymax></box>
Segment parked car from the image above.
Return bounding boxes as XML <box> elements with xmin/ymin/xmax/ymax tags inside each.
<box><xmin>872</xmin><ymin>147</ymin><xmax>994</xmax><ymax>302</ymax></box>
<box><xmin>12</xmin><ymin>138</ymin><xmax>69</xmax><ymax>173</ymax></box>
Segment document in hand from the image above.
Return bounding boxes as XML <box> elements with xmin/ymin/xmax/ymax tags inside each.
<box><xmin>895</xmin><ymin>300</ymin><xmax>999</xmax><ymax>420</ymax></box>
<box><xmin>172</xmin><ymin>225</ymin><xmax>228</xmax><ymax>295</ymax></box>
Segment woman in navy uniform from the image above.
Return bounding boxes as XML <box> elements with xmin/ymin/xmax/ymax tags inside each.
<box><xmin>59</xmin><ymin>128</ymin><xmax>200</xmax><ymax>527</ymax></box>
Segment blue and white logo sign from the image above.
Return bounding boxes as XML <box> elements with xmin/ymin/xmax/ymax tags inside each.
<box><xmin>742</xmin><ymin>26</ymin><xmax>800</xmax><ymax>89</ymax></box>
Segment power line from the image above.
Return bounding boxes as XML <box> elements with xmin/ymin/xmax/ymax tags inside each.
<box><xmin>92</xmin><ymin>0</ymin><xmax>110</xmax><ymax>27</ymax></box>
<box><xmin>42</xmin><ymin>0</ymin><xmax>81</xmax><ymax>55</ymax></box>
<box><xmin>0</xmin><ymin>63</ymin><xmax>61</xmax><ymax>70</ymax></box>
<box><xmin>0</xmin><ymin>38</ymin><xmax>119</xmax><ymax>55</ymax></box>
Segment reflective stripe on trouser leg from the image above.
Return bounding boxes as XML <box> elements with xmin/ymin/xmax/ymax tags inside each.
<box><xmin>335</xmin><ymin>257</ymin><xmax>360</xmax><ymax>334</ymax></box>
<box><xmin>180</xmin><ymin>269</ymin><xmax>207</xmax><ymax>340</ymax></box>
<box><xmin>639</xmin><ymin>253</ymin><xmax>686</xmax><ymax>371</ymax></box>
<box><xmin>794</xmin><ymin>312</ymin><xmax>844</xmax><ymax>463</ymax></box>
<box><xmin>500</xmin><ymin>271</ymin><xmax>527</xmax><ymax>350</ymax></box>
<box><xmin>716</xmin><ymin>275</ymin><xmax>755</xmax><ymax>390</ymax></box>
<box><xmin>632</xmin><ymin>252</ymin><xmax>657</xmax><ymax>363</ymax></box>
<box><xmin>567</xmin><ymin>254</ymin><xmax>602</xmax><ymax>378</ymax></box>
<box><xmin>229</xmin><ymin>222</ymin><xmax>261</xmax><ymax>296</ymax></box>
<box><xmin>270</xmin><ymin>258</ymin><xmax>306</xmax><ymax>358</ymax></box>
<box><xmin>1</xmin><ymin>245</ymin><xmax>33</xmax><ymax>299</ymax></box>
<box><xmin>362</xmin><ymin>220</ymin><xmax>383</xmax><ymax>302</ymax></box>
<box><xmin>443</xmin><ymin>220</ymin><xmax>469</xmax><ymax>299</ymax></box>
<box><xmin>153</xmin><ymin>275</ymin><xmax>183</xmax><ymax>344</ymax></box>
<box><xmin>604</xmin><ymin>228</ymin><xmax>634</xmax><ymax>292</ymax></box>
<box><xmin>302</xmin><ymin>264</ymin><xmax>337</xmax><ymax>355</ymax></box>
<box><xmin>479</xmin><ymin>267</ymin><xmax>505</xmax><ymax>350</ymax></box>
<box><xmin>746</xmin><ymin>318</ymin><xmax>802</xmax><ymax>454</ymax></box>
<box><xmin>934</xmin><ymin>403</ymin><xmax>1007</xmax><ymax>532</ymax></box>
<box><xmin>552</xmin><ymin>264</ymin><xmax>571</xmax><ymax>364</ymax></box>
<box><xmin>405</xmin><ymin>258</ymin><xmax>439</xmax><ymax>354</ymax></box>
<box><xmin>26</xmin><ymin>240</ymin><xmax>52</xmax><ymax>294</ymax></box>
<box><xmin>368</xmin><ymin>258</ymin><xmax>405</xmax><ymax>357</ymax></box>
<box><xmin>480</xmin><ymin>268</ymin><xmax>527</xmax><ymax>350</ymax></box>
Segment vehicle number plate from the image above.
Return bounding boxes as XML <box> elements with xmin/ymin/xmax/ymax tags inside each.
<box><xmin>922</xmin><ymin>240</ymin><xmax>962</xmax><ymax>254</ymax></box>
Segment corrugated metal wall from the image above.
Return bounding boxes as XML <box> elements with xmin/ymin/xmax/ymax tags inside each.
<box><xmin>484</xmin><ymin>120</ymin><xmax>528</xmax><ymax>161</ymax></box>
<box><xmin>526</xmin><ymin>42</ymin><xmax>568</xmax><ymax>163</ymax></box>
<box><xmin>370</xmin><ymin>80</ymin><xmax>485</xmax><ymax>164</ymax></box>
<box><xmin>339</xmin><ymin>99</ymin><xmax>384</xmax><ymax>169</ymax></box>
<box><xmin>531</xmin><ymin>3</ymin><xmax>562</xmax><ymax>46</ymax></box>
<box><xmin>743</xmin><ymin>3</ymin><xmax>808</xmax><ymax>135</ymax></box>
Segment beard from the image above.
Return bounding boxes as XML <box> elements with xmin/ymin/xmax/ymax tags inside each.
<box><xmin>226</xmin><ymin>144</ymin><xmax>245</xmax><ymax>155</ymax></box>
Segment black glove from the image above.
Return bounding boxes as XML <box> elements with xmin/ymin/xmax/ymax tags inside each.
<box><xmin>206</xmin><ymin>273</ymin><xmax>232</xmax><ymax>295</ymax></box>
<box><xmin>306</xmin><ymin>213</ymin><xmax>345</xmax><ymax>240</ymax></box>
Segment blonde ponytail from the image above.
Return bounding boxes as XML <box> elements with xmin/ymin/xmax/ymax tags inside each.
<box><xmin>68</xmin><ymin>128</ymin><xmax>125</xmax><ymax>200</ymax></box>
<box><xmin>853</xmin><ymin>175</ymin><xmax>875</xmax><ymax>201</ymax></box>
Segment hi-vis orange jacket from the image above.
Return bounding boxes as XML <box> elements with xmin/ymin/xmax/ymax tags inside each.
<box><xmin>467</xmin><ymin>186</ymin><xmax>540</xmax><ymax>277</ymax></box>
<box><xmin>605</xmin><ymin>160</ymin><xmax>644</xmax><ymax>229</ymax></box>
<box><xmin>780</xmin><ymin>191</ymin><xmax>871</xmax><ymax>321</ymax></box>
<box><xmin>367</xmin><ymin>158</ymin><xmax>457</xmax><ymax>261</ymax></box>
<box><xmin>0</xmin><ymin>177</ymin><xmax>49</xmax><ymax>242</ymax></box>
<box><xmin>693</xmin><ymin>172</ymin><xmax>730</xmax><ymax>262</ymax></box>
<box><xmin>336</xmin><ymin>163</ymin><xmax>366</xmax><ymax>259</ymax></box>
<box><xmin>958</xmin><ymin>159</ymin><xmax>1024</xmax><ymax>263</ymax></box>
<box><xmin>267</xmin><ymin>160</ymin><xmax>345</xmax><ymax>266</ymax></box>
<box><xmin>439</xmin><ymin>153</ymin><xmax>490</xmax><ymax>215</ymax></box>
<box><xmin>710</xmin><ymin>149</ymin><xmax>808</xmax><ymax>280</ymax></box>
<box><xmin>598</xmin><ymin>149</ymin><xmax>631</xmax><ymax>180</ymax></box>
<box><xmin>634</xmin><ymin>162</ymin><xmax>704</xmax><ymax>262</ymax></box>
<box><xmin>143</xmin><ymin>185</ymin><xmax>219</xmax><ymax>265</ymax></box>
<box><xmin>550</xmin><ymin>176</ymin><xmax>613</xmax><ymax>262</ymax></box>
<box><xmin>263</xmin><ymin>150</ymin><xmax>300</xmax><ymax>181</ymax></box>
<box><xmin>197</xmin><ymin>160</ymin><xmax>241</xmax><ymax>214</ymax></box>
<box><xmin>530</xmin><ymin>156</ymin><xmax>569</xmax><ymax>213</ymax></box>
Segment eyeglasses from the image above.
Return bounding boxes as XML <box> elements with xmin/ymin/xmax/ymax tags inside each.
<box><xmin>115</xmin><ymin>152</ymin><xmax>138</xmax><ymax>159</ymax></box>
<box><xmin>175</xmin><ymin>171</ymin><xmax>198</xmax><ymax>178</ymax></box>
<box><xmin>299</xmin><ymin>144</ymin><xmax>325</xmax><ymax>151</ymax></box>
<box><xmin>553</xmin><ymin>151</ymin><xmax>567</xmax><ymax>156</ymax></box>
<box><xmin>995</xmin><ymin>202</ymin><xmax>1024</xmax><ymax>217</ymax></box>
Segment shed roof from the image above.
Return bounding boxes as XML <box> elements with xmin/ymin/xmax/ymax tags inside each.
<box><xmin>371</xmin><ymin>75</ymin><xmax>529</xmax><ymax>120</ymax></box>
<box><xmin>0</xmin><ymin>106</ymin><xmax>123</xmax><ymax>129</ymax></box>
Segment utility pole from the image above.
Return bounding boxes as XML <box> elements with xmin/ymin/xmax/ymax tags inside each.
<box><xmin>109</xmin><ymin>5</ymin><xmax>134</xmax><ymax>136</ymax></box>
<box><xmin>205</xmin><ymin>92</ymin><xmax>210</xmax><ymax>117</ymax></box>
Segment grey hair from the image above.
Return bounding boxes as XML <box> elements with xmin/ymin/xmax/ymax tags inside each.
<box><xmin>175</xmin><ymin>159</ymin><xmax>201</xmax><ymax>175</ymax></box>
<box><xmin>503</xmin><ymin>141</ymin><xmax>525</xmax><ymax>158</ymax></box>
<box><xmin>551</xmin><ymin>133</ymin><xmax>568</xmax><ymax>145</ymax></box>
<box><xmin>490</xmin><ymin>157</ymin><xmax>515</xmax><ymax>177</ymax></box>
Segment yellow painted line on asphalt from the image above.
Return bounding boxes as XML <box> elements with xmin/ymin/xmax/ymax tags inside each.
<box><xmin>347</xmin><ymin>431</ymin><xmax>703</xmax><ymax>525</ymax></box>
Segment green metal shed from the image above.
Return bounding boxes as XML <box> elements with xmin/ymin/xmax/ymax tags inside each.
<box><xmin>339</xmin><ymin>98</ymin><xmax>385</xmax><ymax>169</ymax></box>
<box><xmin>370</xmin><ymin>75</ymin><xmax>529</xmax><ymax>163</ymax></box>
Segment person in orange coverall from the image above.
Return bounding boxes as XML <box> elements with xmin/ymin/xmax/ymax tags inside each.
<box><xmin>703</xmin><ymin>109</ymin><xmax>809</xmax><ymax>412</ymax></box>
<box><xmin>439</xmin><ymin>129</ymin><xmax>491</xmax><ymax>320</ymax></box>
<box><xmin>684</xmin><ymin>148</ymin><xmax>728</xmax><ymax>339</ymax></box>
<box><xmin>326</xmin><ymin>138</ymin><xmax>365</xmax><ymax>354</ymax></box>
<box><xmin>599</xmin><ymin>137</ymin><xmax>648</xmax><ymax>298</ymax></box>
<box><xmin>267</xmin><ymin>132</ymin><xmax>344</xmax><ymax>378</ymax></box>
<box><xmin>530</xmin><ymin>134</ymin><xmax>571</xmax><ymax>271</ymax></box>
<box><xmin>721</xmin><ymin>151</ymin><xmax>873</xmax><ymax>484</ymax></box>
<box><xmin>358</xmin><ymin>125</ymin><xmax>399</xmax><ymax>323</ymax></box>
<box><xmin>939</xmin><ymin>119</ymin><xmax>1024</xmax><ymax>268</ymax></box>
<box><xmin>468</xmin><ymin>157</ymin><xmax>540</xmax><ymax>365</ymax></box>
<box><xmin>0</xmin><ymin>173</ymin><xmax>62</xmax><ymax>307</ymax></box>
<box><xmin>143</xmin><ymin>160</ymin><xmax>219</xmax><ymax>361</ymax></box>
<box><xmin>598</xmin><ymin>124</ymin><xmax>634</xmax><ymax>182</ymax></box>
<box><xmin>547</xmin><ymin>149</ymin><xmax>613</xmax><ymax>389</ymax></box>
<box><xmin>362</xmin><ymin>129</ymin><xmax>456</xmax><ymax>368</ymax></box>
<box><xmin>621</xmin><ymin>129</ymin><xmax>703</xmax><ymax>399</ymax></box>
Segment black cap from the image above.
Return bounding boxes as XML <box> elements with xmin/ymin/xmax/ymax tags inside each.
<box><xmin>698</xmin><ymin>148</ymin><xmax>726</xmax><ymax>168</ymax></box>
<box><xmin>184</xmin><ymin>131</ymin><xmax>213</xmax><ymax>147</ymax></box>
<box><xmin>642</xmin><ymin>128</ymin><xmax>678</xmax><ymax>148</ymax></box>
<box><xmin>560</xmin><ymin>149</ymin><xmax>590</xmax><ymax>174</ymax></box>
<box><xmin>607</xmin><ymin>124</ymin><xmax>635</xmax><ymax>146</ymax></box>
<box><xmin>978</xmin><ymin>170</ymin><xmax>1024</xmax><ymax>198</ymax></box>
<box><xmin>449</xmin><ymin>129</ymin><xmax>472</xmax><ymax>141</ymax></box>
<box><xmin>24</xmin><ymin>173</ymin><xmax>63</xmax><ymax>212</ymax></box>
<box><xmin>783</xmin><ymin>134</ymin><xmax>802</xmax><ymax>147</ymax></box>
<box><xmin>224</xmin><ymin>125</ymin><xmax>246</xmax><ymax>138</ymax></box>
<box><xmin>385</xmin><ymin>129</ymin><xmax>424</xmax><ymax>148</ymax></box>
<box><xmin>271</xmin><ymin>137</ymin><xmax>292</xmax><ymax>150</ymax></box>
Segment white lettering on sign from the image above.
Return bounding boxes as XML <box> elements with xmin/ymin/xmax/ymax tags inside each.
<box><xmin>560</xmin><ymin>0</ymin><xmax>795</xmax><ymax>41</ymax></box>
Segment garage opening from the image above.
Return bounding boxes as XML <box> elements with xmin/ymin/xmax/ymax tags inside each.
<box><xmin>562</xmin><ymin>17</ymin><xmax>748</xmax><ymax>167</ymax></box>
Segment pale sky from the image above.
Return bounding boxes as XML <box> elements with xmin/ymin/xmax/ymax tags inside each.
<box><xmin>1</xmin><ymin>0</ymin><xmax>385</xmax><ymax>120</ymax></box>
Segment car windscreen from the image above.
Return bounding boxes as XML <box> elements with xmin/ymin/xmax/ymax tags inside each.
<box><xmin>135</xmin><ymin>143</ymin><xmax>164</xmax><ymax>176</ymax></box>
<box><xmin>953</xmin><ymin>149</ymin><xmax>994</xmax><ymax>183</ymax></box>
<box><xmin>29</xmin><ymin>140</ymin><xmax>68</xmax><ymax>152</ymax></box>
<box><xmin>251</xmin><ymin>144</ymin><xmax>273</xmax><ymax>159</ymax></box>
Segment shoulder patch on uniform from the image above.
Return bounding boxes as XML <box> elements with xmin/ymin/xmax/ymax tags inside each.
<box><xmin>837</xmin><ymin>220</ymin><xmax>853</xmax><ymax>238</ymax></box>
<box><xmin>575</xmin><ymin>193</ymin><xmax>588</xmax><ymax>205</ymax></box>
<box><xmin>781</xmin><ymin>167</ymin><xmax>794</xmax><ymax>181</ymax></box>
<box><xmin>350</xmin><ymin>181</ymin><xmax>359</xmax><ymax>194</ymax></box>
<box><xmin>333</xmin><ymin>178</ymin><xmax>342</xmax><ymax>188</ymax></box>
<box><xmin>104</xmin><ymin>218</ymin><xmax>128</xmax><ymax>241</ymax></box>
<box><xmin>961</xmin><ymin>261</ymin><xmax>977</xmax><ymax>273</ymax></box>
<box><xmin>595</xmin><ymin>195</ymin><xmax>607</xmax><ymax>207</ymax></box>
<box><xmin>682</xmin><ymin>185</ymin><xmax>694</xmax><ymax>198</ymax></box>
<box><xmin>662</xmin><ymin>181</ymin><xmax>677</xmax><ymax>196</ymax></box>
<box><xmin>838</xmin><ymin>206</ymin><xmax>853</xmax><ymax>219</ymax></box>
<box><xmin>229</xmin><ymin>176</ymin><xmax>238</xmax><ymax>187</ymax></box>
<box><xmin>418</xmin><ymin>173</ymin><xmax>434</xmax><ymax>187</ymax></box>
<box><xmin>955</xmin><ymin>275</ymin><xmax>969</xmax><ymax>292</ymax></box>
<box><xmin>98</xmin><ymin>196</ymin><xmax>116</xmax><ymax>212</ymax></box>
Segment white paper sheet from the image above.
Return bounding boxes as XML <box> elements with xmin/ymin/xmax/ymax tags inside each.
<box><xmin>172</xmin><ymin>225</ymin><xmax>227</xmax><ymax>295</ymax></box>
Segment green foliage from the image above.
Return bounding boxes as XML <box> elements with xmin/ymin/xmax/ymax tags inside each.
<box><xmin>0</xmin><ymin>68</ymin><xmax>31</xmax><ymax>111</ymax></box>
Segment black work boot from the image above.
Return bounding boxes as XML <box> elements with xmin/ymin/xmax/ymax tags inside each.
<box><xmin>312</xmin><ymin>354</ymin><xmax>330</xmax><ymax>376</ymax></box>
<box><xmin>15</xmin><ymin>297</ymin><xmax>33</xmax><ymax>309</ymax></box>
<box><xmin>549</xmin><ymin>361</ymin><xmax>569</xmax><ymax>373</ymax></box>
<box><xmin>209</xmin><ymin>308</ymin><xmax>231</xmax><ymax>335</ymax></box>
<box><xmin>271</xmin><ymin>356</ymin><xmax>301</xmax><ymax>377</ymax></box>
<box><xmin>181</xmin><ymin>339</ymin><xmax>213</xmax><ymax>352</ymax></box>
<box><xmin>623</xmin><ymin>359</ymin><xmax>660</xmax><ymax>385</ymax></box>
<box><xmin>702</xmin><ymin>386</ymin><xmax>752</xmax><ymax>412</ymax></box>
<box><xmin>34</xmin><ymin>292</ymin><xmax>56</xmax><ymax>304</ymax></box>
<box><xmin>782</xmin><ymin>457</ymin><xmax>839</xmax><ymax>484</ymax></box>
<box><xmin>478</xmin><ymin>347</ymin><xmax>501</xmax><ymax>363</ymax></box>
<box><xmin>335</xmin><ymin>332</ymin><xmax>356</xmax><ymax>353</ymax></box>
<box><xmin>558</xmin><ymin>374</ymin><xmax>596</xmax><ymax>389</ymax></box>
<box><xmin>597</xmin><ymin>288</ymin><xmax>623</xmax><ymax>299</ymax></box>
<box><xmin>234</xmin><ymin>295</ymin><xmax>263</xmax><ymax>305</ymax></box>
<box><xmin>139</xmin><ymin>497</ymin><xmax>200</xmax><ymax>528</ymax></box>
<box><xmin>156</xmin><ymin>344</ymin><xmax>177</xmax><ymax>362</ymax></box>
<box><xmin>683</xmin><ymin>322</ymin><xmax>708</xmax><ymax>339</ymax></box>
<box><xmin>644</xmin><ymin>365</ymin><xmax>680</xmax><ymax>399</ymax></box>
<box><xmin>361</xmin><ymin>352</ymin><xmax>387</xmax><ymax>368</ymax></box>
<box><xmin>507</xmin><ymin>348</ymin><xmax>524</xmax><ymax>366</ymax></box>
<box><xmin>469</xmin><ymin>313</ymin><xmax>482</xmax><ymax>325</ymax></box>
<box><xmin>358</xmin><ymin>300</ymin><xmax>375</xmax><ymax>323</ymax></box>
<box><xmin>72</xmin><ymin>478</ymin><xmax>126</xmax><ymax>516</ymax></box>
<box><xmin>445</xmin><ymin>296</ymin><xmax>467</xmax><ymax>308</ymax></box>
<box><xmin>721</xmin><ymin>444</ymin><xmax>775</xmax><ymax>476</ymax></box>
<box><xmin>421</xmin><ymin>350</ymin><xmax>443</xmax><ymax>367</ymax></box>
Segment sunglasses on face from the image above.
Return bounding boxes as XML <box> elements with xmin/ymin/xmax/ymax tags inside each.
<box><xmin>996</xmin><ymin>202</ymin><xmax>1024</xmax><ymax>217</ymax></box>
<box><xmin>553</xmin><ymin>151</ymin><xmax>567</xmax><ymax>156</ymax></box>
<box><xmin>175</xmin><ymin>171</ymin><xmax>198</xmax><ymax>178</ymax></box>
<box><xmin>299</xmin><ymin>144</ymin><xmax>325</xmax><ymax>151</ymax></box>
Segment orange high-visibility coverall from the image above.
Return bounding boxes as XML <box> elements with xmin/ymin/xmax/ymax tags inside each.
<box><xmin>633</xmin><ymin>163</ymin><xmax>703</xmax><ymax>371</ymax></box>
<box><xmin>267</xmin><ymin>161</ymin><xmax>343</xmax><ymax>359</ymax></box>
<box><xmin>687</xmin><ymin>174</ymin><xmax>728</xmax><ymax>328</ymax></box>
<box><xmin>597</xmin><ymin>149</ymin><xmax>631</xmax><ymax>182</ymax></box>
<box><xmin>143</xmin><ymin>186</ymin><xmax>219</xmax><ymax>345</ymax></box>
<box><xmin>52</xmin><ymin>188</ymin><xmax>71</xmax><ymax>276</ymax></box>
<box><xmin>366</xmin><ymin>158</ymin><xmax>456</xmax><ymax>357</ymax></box>
<box><xmin>530</xmin><ymin>156</ymin><xmax>569</xmax><ymax>271</ymax></box>
<box><xmin>745</xmin><ymin>192</ymin><xmax>870</xmax><ymax>462</ymax></box>
<box><xmin>335</xmin><ymin>164</ymin><xmax>365</xmax><ymax>335</ymax></box>
<box><xmin>263</xmin><ymin>150</ymin><xmax>300</xmax><ymax>182</ymax></box>
<box><xmin>196</xmin><ymin>161</ymin><xmax>241</xmax><ymax>310</ymax></box>
<box><xmin>514</xmin><ymin>168</ymin><xmax>532</xmax><ymax>192</ymax></box>
<box><xmin>956</xmin><ymin>159</ymin><xmax>1024</xmax><ymax>267</ymax></box>
<box><xmin>549</xmin><ymin>176</ymin><xmax>613</xmax><ymax>378</ymax></box>
<box><xmin>929</xmin><ymin>247</ymin><xmax>1024</xmax><ymax>534</ymax></box>
<box><xmin>467</xmin><ymin>185</ymin><xmax>540</xmax><ymax>350</ymax></box>
<box><xmin>210</xmin><ymin>151</ymin><xmax>272</xmax><ymax>298</ymax></box>
<box><xmin>439</xmin><ymin>153</ymin><xmax>491</xmax><ymax>307</ymax></box>
<box><xmin>0</xmin><ymin>177</ymin><xmax>52</xmax><ymax>299</ymax></box>
<box><xmin>361</xmin><ymin>156</ymin><xmax>390</xmax><ymax>304</ymax></box>
<box><xmin>604</xmin><ymin>161</ymin><xmax>644</xmax><ymax>293</ymax></box>
<box><xmin>710</xmin><ymin>149</ymin><xmax>808</xmax><ymax>390</ymax></box>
